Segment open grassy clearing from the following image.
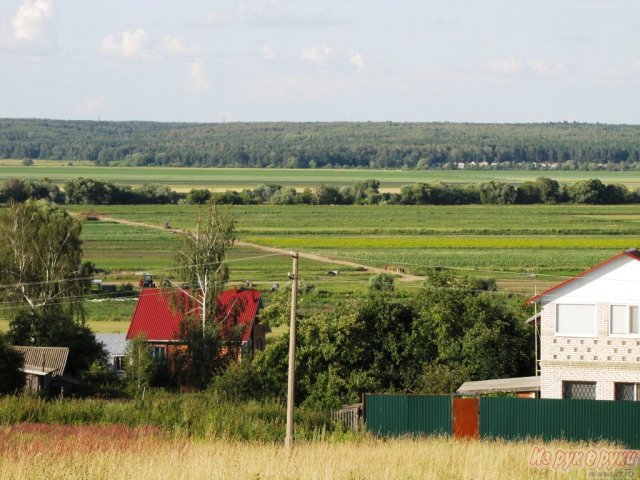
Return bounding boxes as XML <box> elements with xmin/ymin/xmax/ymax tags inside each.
<box><xmin>0</xmin><ymin>423</ymin><xmax>624</xmax><ymax>480</ymax></box>
<box><xmin>4</xmin><ymin>163</ymin><xmax>640</xmax><ymax>189</ymax></box>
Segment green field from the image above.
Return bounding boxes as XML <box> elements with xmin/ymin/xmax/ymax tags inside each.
<box><xmin>4</xmin><ymin>202</ymin><xmax>639</xmax><ymax>332</ymax></box>
<box><xmin>69</xmin><ymin>203</ymin><xmax>640</xmax><ymax>282</ymax></box>
<box><xmin>3</xmin><ymin>163</ymin><xmax>640</xmax><ymax>190</ymax></box>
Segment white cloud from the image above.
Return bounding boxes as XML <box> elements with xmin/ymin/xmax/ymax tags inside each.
<box><xmin>488</xmin><ymin>57</ymin><xmax>567</xmax><ymax>77</ymax></box>
<box><xmin>162</xmin><ymin>36</ymin><xmax>201</xmax><ymax>56</ymax></box>
<box><xmin>261</xmin><ymin>45</ymin><xmax>277</xmax><ymax>60</ymax></box>
<box><xmin>100</xmin><ymin>29</ymin><xmax>200</xmax><ymax>62</ymax></box>
<box><xmin>348</xmin><ymin>49</ymin><xmax>365</xmax><ymax>70</ymax></box>
<box><xmin>301</xmin><ymin>45</ymin><xmax>333</xmax><ymax>67</ymax></box>
<box><xmin>11</xmin><ymin>0</ymin><xmax>55</xmax><ymax>43</ymax></box>
<box><xmin>186</xmin><ymin>59</ymin><xmax>211</xmax><ymax>93</ymax></box>
<box><xmin>74</xmin><ymin>95</ymin><xmax>105</xmax><ymax>115</ymax></box>
<box><xmin>100</xmin><ymin>28</ymin><xmax>154</xmax><ymax>61</ymax></box>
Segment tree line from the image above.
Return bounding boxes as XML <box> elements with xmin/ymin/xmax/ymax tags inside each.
<box><xmin>1</xmin><ymin>176</ymin><xmax>638</xmax><ymax>206</ymax></box>
<box><xmin>1</xmin><ymin>119</ymin><xmax>640</xmax><ymax>169</ymax></box>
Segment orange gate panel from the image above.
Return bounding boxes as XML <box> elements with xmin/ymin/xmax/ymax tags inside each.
<box><xmin>453</xmin><ymin>397</ymin><xmax>479</xmax><ymax>439</ymax></box>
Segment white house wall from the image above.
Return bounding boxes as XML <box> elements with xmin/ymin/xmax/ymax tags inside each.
<box><xmin>539</xmin><ymin>255</ymin><xmax>640</xmax><ymax>399</ymax></box>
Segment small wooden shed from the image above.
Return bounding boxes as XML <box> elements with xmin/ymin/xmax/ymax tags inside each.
<box><xmin>14</xmin><ymin>346</ymin><xmax>69</xmax><ymax>393</ymax></box>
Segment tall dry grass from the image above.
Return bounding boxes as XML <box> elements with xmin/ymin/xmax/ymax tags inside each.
<box><xmin>1</xmin><ymin>423</ymin><xmax>632</xmax><ymax>480</ymax></box>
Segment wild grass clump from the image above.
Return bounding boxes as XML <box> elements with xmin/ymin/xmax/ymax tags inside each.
<box><xmin>0</xmin><ymin>424</ymin><xmax>626</xmax><ymax>480</ymax></box>
<box><xmin>0</xmin><ymin>392</ymin><xmax>341</xmax><ymax>442</ymax></box>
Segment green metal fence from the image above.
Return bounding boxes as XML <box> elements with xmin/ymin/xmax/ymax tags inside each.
<box><xmin>480</xmin><ymin>397</ymin><xmax>640</xmax><ymax>449</ymax></box>
<box><xmin>365</xmin><ymin>395</ymin><xmax>640</xmax><ymax>449</ymax></box>
<box><xmin>365</xmin><ymin>394</ymin><xmax>452</xmax><ymax>436</ymax></box>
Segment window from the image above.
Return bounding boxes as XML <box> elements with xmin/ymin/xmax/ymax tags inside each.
<box><xmin>151</xmin><ymin>346</ymin><xmax>166</xmax><ymax>360</ymax></box>
<box><xmin>563</xmin><ymin>381</ymin><xmax>596</xmax><ymax>400</ymax></box>
<box><xmin>610</xmin><ymin>305</ymin><xmax>640</xmax><ymax>335</ymax></box>
<box><xmin>615</xmin><ymin>383</ymin><xmax>640</xmax><ymax>401</ymax></box>
<box><xmin>113</xmin><ymin>356</ymin><xmax>124</xmax><ymax>372</ymax></box>
<box><xmin>556</xmin><ymin>304</ymin><xmax>596</xmax><ymax>336</ymax></box>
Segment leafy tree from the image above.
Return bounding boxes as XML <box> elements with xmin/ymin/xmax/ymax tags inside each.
<box><xmin>255</xmin><ymin>270</ymin><xmax>534</xmax><ymax>407</ymax></box>
<box><xmin>368</xmin><ymin>273</ymin><xmax>395</xmax><ymax>292</ymax></box>
<box><xmin>0</xmin><ymin>201</ymin><xmax>85</xmax><ymax>320</ymax></box>
<box><xmin>535</xmin><ymin>177</ymin><xmax>561</xmax><ymax>203</ymax></box>
<box><xmin>411</xmin><ymin>270</ymin><xmax>533</xmax><ymax>392</ymax></box>
<box><xmin>569</xmin><ymin>179</ymin><xmax>607</xmax><ymax>204</ymax></box>
<box><xmin>124</xmin><ymin>334</ymin><xmax>157</xmax><ymax>393</ymax></box>
<box><xmin>0</xmin><ymin>200</ymin><xmax>105</xmax><ymax>376</ymax></box>
<box><xmin>0</xmin><ymin>334</ymin><xmax>25</xmax><ymax>394</ymax></box>
<box><xmin>167</xmin><ymin>200</ymin><xmax>238</xmax><ymax>388</ymax></box>
<box><xmin>515</xmin><ymin>181</ymin><xmax>541</xmax><ymax>204</ymax></box>
<box><xmin>64</xmin><ymin>177</ymin><xmax>116</xmax><ymax>204</ymax></box>
<box><xmin>315</xmin><ymin>184</ymin><xmax>342</xmax><ymax>205</ymax></box>
<box><xmin>171</xmin><ymin>200</ymin><xmax>236</xmax><ymax>335</ymax></box>
<box><xmin>173</xmin><ymin>318</ymin><xmax>242</xmax><ymax>389</ymax></box>
<box><xmin>0</xmin><ymin>178</ymin><xmax>29</xmax><ymax>202</ymax></box>
<box><xmin>186</xmin><ymin>188</ymin><xmax>211</xmax><ymax>204</ymax></box>
<box><xmin>479</xmin><ymin>180</ymin><xmax>517</xmax><ymax>204</ymax></box>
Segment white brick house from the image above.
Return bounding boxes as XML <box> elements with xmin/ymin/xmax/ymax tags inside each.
<box><xmin>529</xmin><ymin>248</ymin><xmax>640</xmax><ymax>401</ymax></box>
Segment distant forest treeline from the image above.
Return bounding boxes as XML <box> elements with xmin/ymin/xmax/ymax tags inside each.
<box><xmin>1</xmin><ymin>119</ymin><xmax>640</xmax><ymax>169</ymax></box>
<box><xmin>2</xmin><ymin>177</ymin><xmax>637</xmax><ymax>206</ymax></box>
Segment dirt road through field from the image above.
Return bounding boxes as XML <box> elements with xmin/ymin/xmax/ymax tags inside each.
<box><xmin>93</xmin><ymin>215</ymin><xmax>423</xmax><ymax>282</ymax></box>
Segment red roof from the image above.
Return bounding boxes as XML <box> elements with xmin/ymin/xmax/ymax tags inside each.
<box><xmin>527</xmin><ymin>248</ymin><xmax>640</xmax><ymax>304</ymax></box>
<box><xmin>126</xmin><ymin>288</ymin><xmax>262</xmax><ymax>342</ymax></box>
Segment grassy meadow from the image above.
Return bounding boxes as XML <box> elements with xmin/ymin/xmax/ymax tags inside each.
<box><xmin>0</xmin><ymin>423</ymin><xmax>628</xmax><ymax>480</ymax></box>
<box><xmin>4</xmin><ymin>162</ymin><xmax>640</xmax><ymax>190</ymax></box>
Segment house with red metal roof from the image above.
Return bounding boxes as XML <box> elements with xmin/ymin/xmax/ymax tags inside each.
<box><xmin>528</xmin><ymin>248</ymin><xmax>640</xmax><ymax>401</ymax></box>
<box><xmin>126</xmin><ymin>288</ymin><xmax>266</xmax><ymax>364</ymax></box>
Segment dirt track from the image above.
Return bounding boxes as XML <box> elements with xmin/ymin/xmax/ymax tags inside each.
<box><xmin>93</xmin><ymin>215</ymin><xmax>423</xmax><ymax>282</ymax></box>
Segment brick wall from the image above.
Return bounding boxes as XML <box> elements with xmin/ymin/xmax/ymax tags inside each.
<box><xmin>540</xmin><ymin>301</ymin><xmax>640</xmax><ymax>399</ymax></box>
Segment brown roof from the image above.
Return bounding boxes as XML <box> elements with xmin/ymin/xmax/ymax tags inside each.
<box><xmin>14</xmin><ymin>346</ymin><xmax>69</xmax><ymax>377</ymax></box>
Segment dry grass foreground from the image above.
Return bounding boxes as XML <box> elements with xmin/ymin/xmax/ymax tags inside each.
<box><xmin>2</xmin><ymin>423</ymin><xmax>636</xmax><ymax>480</ymax></box>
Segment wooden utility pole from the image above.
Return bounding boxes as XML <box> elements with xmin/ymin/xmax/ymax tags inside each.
<box><xmin>285</xmin><ymin>251</ymin><xmax>299</xmax><ymax>452</ymax></box>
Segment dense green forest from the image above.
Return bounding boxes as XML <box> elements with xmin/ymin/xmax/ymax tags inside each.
<box><xmin>1</xmin><ymin>119</ymin><xmax>639</xmax><ymax>169</ymax></box>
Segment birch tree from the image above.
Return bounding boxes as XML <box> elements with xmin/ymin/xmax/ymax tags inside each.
<box><xmin>0</xmin><ymin>201</ymin><xmax>104</xmax><ymax>375</ymax></box>
<box><xmin>0</xmin><ymin>200</ymin><xmax>86</xmax><ymax>322</ymax></box>
<box><xmin>171</xmin><ymin>199</ymin><xmax>236</xmax><ymax>335</ymax></box>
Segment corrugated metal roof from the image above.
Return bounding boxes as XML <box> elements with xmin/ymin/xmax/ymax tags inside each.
<box><xmin>126</xmin><ymin>288</ymin><xmax>261</xmax><ymax>343</ymax></box>
<box><xmin>14</xmin><ymin>346</ymin><xmax>69</xmax><ymax>377</ymax></box>
<box><xmin>457</xmin><ymin>376</ymin><xmax>541</xmax><ymax>396</ymax></box>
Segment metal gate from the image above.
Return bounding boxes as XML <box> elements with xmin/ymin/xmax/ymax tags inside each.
<box><xmin>452</xmin><ymin>397</ymin><xmax>479</xmax><ymax>439</ymax></box>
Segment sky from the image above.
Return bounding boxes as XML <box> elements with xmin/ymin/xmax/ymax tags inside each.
<box><xmin>0</xmin><ymin>0</ymin><xmax>638</xmax><ymax>123</ymax></box>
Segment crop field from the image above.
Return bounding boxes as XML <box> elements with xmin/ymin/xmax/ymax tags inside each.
<box><xmin>67</xmin><ymin>204</ymin><xmax>640</xmax><ymax>279</ymax></box>
<box><xmin>0</xmin><ymin>423</ymin><xmax>620</xmax><ymax>480</ymax></box>
<box><xmin>3</xmin><ymin>163</ymin><xmax>640</xmax><ymax>190</ymax></box>
<box><xmin>1</xmin><ymin>202</ymin><xmax>631</xmax><ymax>332</ymax></box>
